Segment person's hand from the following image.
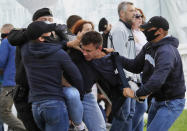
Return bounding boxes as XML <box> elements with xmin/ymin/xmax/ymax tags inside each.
<box><xmin>103</xmin><ymin>48</ymin><xmax>114</xmax><ymax>54</ymax></box>
<box><xmin>123</xmin><ymin>88</ymin><xmax>135</xmax><ymax>98</ymax></box>
<box><xmin>54</xmin><ymin>24</ymin><xmax>68</xmax><ymax>41</ymax></box>
<box><xmin>62</xmin><ymin>76</ymin><xmax>71</xmax><ymax>87</ymax></box>
<box><xmin>67</xmin><ymin>38</ymin><xmax>82</xmax><ymax>51</ymax></box>
<box><xmin>106</xmin><ymin>24</ymin><xmax>112</xmax><ymax>32</ymax></box>
<box><xmin>67</xmin><ymin>31</ymin><xmax>87</xmax><ymax>51</ymax></box>
<box><xmin>139</xmin><ymin>95</ymin><xmax>148</xmax><ymax>99</ymax></box>
<box><xmin>76</xmin><ymin>31</ymin><xmax>86</xmax><ymax>42</ymax></box>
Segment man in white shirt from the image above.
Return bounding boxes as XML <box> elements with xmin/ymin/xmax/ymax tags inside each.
<box><xmin>108</xmin><ymin>1</ymin><xmax>141</xmax><ymax>131</ymax></box>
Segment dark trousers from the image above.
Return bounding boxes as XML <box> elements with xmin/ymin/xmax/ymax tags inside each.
<box><xmin>13</xmin><ymin>85</ymin><xmax>40</xmax><ymax>131</ymax></box>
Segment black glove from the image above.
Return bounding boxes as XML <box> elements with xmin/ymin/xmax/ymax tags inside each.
<box><xmin>55</xmin><ymin>24</ymin><xmax>68</xmax><ymax>41</ymax></box>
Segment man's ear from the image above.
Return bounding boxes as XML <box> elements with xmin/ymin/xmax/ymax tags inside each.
<box><xmin>98</xmin><ymin>45</ymin><xmax>103</xmax><ymax>51</ymax></box>
<box><xmin>120</xmin><ymin>10</ymin><xmax>125</xmax><ymax>18</ymax></box>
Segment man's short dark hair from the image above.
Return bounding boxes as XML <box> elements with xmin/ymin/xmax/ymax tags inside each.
<box><xmin>118</xmin><ymin>1</ymin><xmax>133</xmax><ymax>16</ymax></box>
<box><xmin>66</xmin><ymin>15</ymin><xmax>82</xmax><ymax>30</ymax></box>
<box><xmin>81</xmin><ymin>31</ymin><xmax>103</xmax><ymax>48</ymax></box>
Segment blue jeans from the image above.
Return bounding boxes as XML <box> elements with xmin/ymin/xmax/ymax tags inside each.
<box><xmin>32</xmin><ymin>100</ymin><xmax>69</xmax><ymax>131</ymax></box>
<box><xmin>99</xmin><ymin>104</ymin><xmax>107</xmax><ymax>122</ymax></box>
<box><xmin>132</xmin><ymin>99</ymin><xmax>147</xmax><ymax>131</ymax></box>
<box><xmin>147</xmin><ymin>98</ymin><xmax>185</xmax><ymax>131</ymax></box>
<box><xmin>63</xmin><ymin>87</ymin><xmax>83</xmax><ymax>125</ymax></box>
<box><xmin>110</xmin><ymin>98</ymin><xmax>136</xmax><ymax>131</ymax></box>
<box><xmin>82</xmin><ymin>92</ymin><xmax>106</xmax><ymax>131</ymax></box>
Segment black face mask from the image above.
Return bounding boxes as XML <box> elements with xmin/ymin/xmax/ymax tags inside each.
<box><xmin>1</xmin><ymin>33</ymin><xmax>9</xmax><ymax>39</ymax></box>
<box><xmin>143</xmin><ymin>29</ymin><xmax>160</xmax><ymax>42</ymax></box>
<box><xmin>42</xmin><ymin>35</ymin><xmax>58</xmax><ymax>43</ymax></box>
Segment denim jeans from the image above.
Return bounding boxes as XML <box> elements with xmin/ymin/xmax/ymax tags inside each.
<box><xmin>63</xmin><ymin>87</ymin><xmax>83</xmax><ymax>125</ymax></box>
<box><xmin>147</xmin><ymin>98</ymin><xmax>185</xmax><ymax>131</ymax></box>
<box><xmin>110</xmin><ymin>98</ymin><xmax>136</xmax><ymax>131</ymax></box>
<box><xmin>32</xmin><ymin>100</ymin><xmax>69</xmax><ymax>131</ymax></box>
<box><xmin>82</xmin><ymin>92</ymin><xmax>106</xmax><ymax>131</ymax></box>
<box><xmin>132</xmin><ymin>99</ymin><xmax>147</xmax><ymax>131</ymax></box>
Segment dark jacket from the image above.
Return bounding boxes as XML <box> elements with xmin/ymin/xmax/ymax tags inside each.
<box><xmin>102</xmin><ymin>32</ymin><xmax>109</xmax><ymax>48</ymax></box>
<box><xmin>21</xmin><ymin>42</ymin><xmax>83</xmax><ymax>102</ymax></box>
<box><xmin>8</xmin><ymin>29</ymin><xmax>29</xmax><ymax>88</ymax></box>
<box><xmin>120</xmin><ymin>36</ymin><xmax>186</xmax><ymax>101</ymax></box>
<box><xmin>67</xmin><ymin>48</ymin><xmax>98</xmax><ymax>93</ymax></box>
<box><xmin>91</xmin><ymin>54</ymin><xmax>122</xmax><ymax>88</ymax></box>
<box><xmin>68</xmin><ymin>48</ymin><xmax>124</xmax><ymax>114</ymax></box>
<box><xmin>67</xmin><ymin>49</ymin><xmax>123</xmax><ymax>96</ymax></box>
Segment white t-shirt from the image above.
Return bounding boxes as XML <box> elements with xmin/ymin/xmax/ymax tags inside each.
<box><xmin>133</xmin><ymin>29</ymin><xmax>147</xmax><ymax>55</ymax></box>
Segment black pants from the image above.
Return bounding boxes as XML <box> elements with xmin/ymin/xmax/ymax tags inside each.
<box><xmin>13</xmin><ymin>85</ymin><xmax>40</xmax><ymax>131</ymax></box>
<box><xmin>14</xmin><ymin>99</ymin><xmax>40</xmax><ymax>131</ymax></box>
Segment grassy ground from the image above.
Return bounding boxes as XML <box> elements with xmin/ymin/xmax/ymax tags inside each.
<box><xmin>144</xmin><ymin>110</ymin><xmax>187</xmax><ymax>131</ymax></box>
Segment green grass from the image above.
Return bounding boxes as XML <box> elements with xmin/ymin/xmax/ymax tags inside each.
<box><xmin>144</xmin><ymin>110</ymin><xmax>187</xmax><ymax>131</ymax></box>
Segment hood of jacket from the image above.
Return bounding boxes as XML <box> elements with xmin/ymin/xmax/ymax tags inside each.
<box><xmin>27</xmin><ymin>41</ymin><xmax>62</xmax><ymax>58</ymax></box>
<box><xmin>152</xmin><ymin>36</ymin><xmax>179</xmax><ymax>48</ymax></box>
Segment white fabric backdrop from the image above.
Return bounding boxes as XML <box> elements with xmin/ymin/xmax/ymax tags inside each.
<box><xmin>0</xmin><ymin>0</ymin><xmax>187</xmax><ymax>44</ymax></box>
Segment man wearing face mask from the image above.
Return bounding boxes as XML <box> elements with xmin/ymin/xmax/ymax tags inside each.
<box><xmin>122</xmin><ymin>16</ymin><xmax>186</xmax><ymax>131</ymax></box>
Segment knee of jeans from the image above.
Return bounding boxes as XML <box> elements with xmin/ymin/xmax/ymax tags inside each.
<box><xmin>64</xmin><ymin>87</ymin><xmax>80</xmax><ymax>101</ymax></box>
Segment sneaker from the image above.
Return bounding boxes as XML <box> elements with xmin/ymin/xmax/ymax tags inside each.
<box><xmin>74</xmin><ymin>122</ymin><xmax>87</xmax><ymax>131</ymax></box>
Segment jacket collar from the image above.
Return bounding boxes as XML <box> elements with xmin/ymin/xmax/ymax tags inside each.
<box><xmin>119</xmin><ymin>19</ymin><xmax>132</xmax><ymax>29</ymax></box>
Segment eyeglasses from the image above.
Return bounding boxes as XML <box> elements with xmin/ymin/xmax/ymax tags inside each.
<box><xmin>135</xmin><ymin>14</ymin><xmax>143</xmax><ymax>19</ymax></box>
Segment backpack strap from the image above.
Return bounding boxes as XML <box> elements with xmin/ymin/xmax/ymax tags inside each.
<box><xmin>110</xmin><ymin>52</ymin><xmax>129</xmax><ymax>89</ymax></box>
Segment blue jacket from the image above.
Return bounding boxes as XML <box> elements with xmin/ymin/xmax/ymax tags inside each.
<box><xmin>21</xmin><ymin>42</ymin><xmax>84</xmax><ymax>103</ymax></box>
<box><xmin>0</xmin><ymin>38</ymin><xmax>16</xmax><ymax>87</ymax></box>
<box><xmin>121</xmin><ymin>36</ymin><xmax>186</xmax><ymax>101</ymax></box>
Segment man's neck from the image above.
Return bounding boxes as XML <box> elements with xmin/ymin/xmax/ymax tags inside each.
<box><xmin>151</xmin><ymin>34</ymin><xmax>167</xmax><ymax>43</ymax></box>
<box><xmin>119</xmin><ymin>19</ymin><xmax>131</xmax><ymax>29</ymax></box>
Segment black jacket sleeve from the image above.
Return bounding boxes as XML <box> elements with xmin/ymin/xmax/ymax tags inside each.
<box><xmin>120</xmin><ymin>46</ymin><xmax>146</xmax><ymax>74</ymax></box>
<box><xmin>7</xmin><ymin>28</ymin><xmax>28</xmax><ymax>46</ymax></box>
<box><xmin>59</xmin><ymin>50</ymin><xmax>84</xmax><ymax>96</ymax></box>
